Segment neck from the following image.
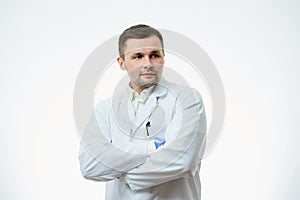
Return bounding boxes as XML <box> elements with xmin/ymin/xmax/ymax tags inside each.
<box><xmin>129</xmin><ymin>82</ymin><xmax>157</xmax><ymax>94</ymax></box>
<box><xmin>129</xmin><ymin>83</ymin><xmax>145</xmax><ymax>94</ymax></box>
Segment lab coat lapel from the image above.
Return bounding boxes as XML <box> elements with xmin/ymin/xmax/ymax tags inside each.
<box><xmin>112</xmin><ymin>89</ymin><xmax>136</xmax><ymax>136</ymax></box>
<box><xmin>132</xmin><ymin>83</ymin><xmax>168</xmax><ymax>135</ymax></box>
<box><xmin>134</xmin><ymin>94</ymin><xmax>157</xmax><ymax>127</ymax></box>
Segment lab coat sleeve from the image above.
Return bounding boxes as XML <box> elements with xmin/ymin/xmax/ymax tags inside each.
<box><xmin>79</xmin><ymin>99</ymin><xmax>148</xmax><ymax>181</ymax></box>
<box><xmin>124</xmin><ymin>88</ymin><xmax>207</xmax><ymax>191</ymax></box>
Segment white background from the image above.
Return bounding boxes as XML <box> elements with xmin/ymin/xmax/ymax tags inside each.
<box><xmin>1</xmin><ymin>0</ymin><xmax>299</xmax><ymax>200</ymax></box>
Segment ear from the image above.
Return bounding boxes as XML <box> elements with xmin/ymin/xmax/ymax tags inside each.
<box><xmin>117</xmin><ymin>57</ymin><xmax>126</xmax><ymax>70</ymax></box>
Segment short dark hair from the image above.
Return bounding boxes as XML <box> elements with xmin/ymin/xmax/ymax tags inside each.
<box><xmin>118</xmin><ymin>24</ymin><xmax>164</xmax><ymax>59</ymax></box>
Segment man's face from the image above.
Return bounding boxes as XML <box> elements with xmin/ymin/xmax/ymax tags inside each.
<box><xmin>117</xmin><ymin>35</ymin><xmax>164</xmax><ymax>93</ymax></box>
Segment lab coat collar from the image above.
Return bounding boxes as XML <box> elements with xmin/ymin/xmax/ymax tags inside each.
<box><xmin>152</xmin><ymin>78</ymin><xmax>169</xmax><ymax>99</ymax></box>
<box><xmin>126</xmin><ymin>78</ymin><xmax>169</xmax><ymax>101</ymax></box>
<box><xmin>132</xmin><ymin>78</ymin><xmax>169</xmax><ymax>134</ymax></box>
<box><xmin>117</xmin><ymin>78</ymin><xmax>169</xmax><ymax>137</ymax></box>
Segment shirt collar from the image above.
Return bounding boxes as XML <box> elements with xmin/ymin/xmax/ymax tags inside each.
<box><xmin>127</xmin><ymin>84</ymin><xmax>156</xmax><ymax>102</ymax></box>
<box><xmin>126</xmin><ymin>77</ymin><xmax>169</xmax><ymax>101</ymax></box>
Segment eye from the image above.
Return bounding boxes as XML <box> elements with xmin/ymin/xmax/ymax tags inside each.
<box><xmin>150</xmin><ymin>53</ymin><xmax>160</xmax><ymax>59</ymax></box>
<box><xmin>134</xmin><ymin>54</ymin><xmax>143</xmax><ymax>59</ymax></box>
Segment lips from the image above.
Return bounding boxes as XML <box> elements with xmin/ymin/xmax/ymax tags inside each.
<box><xmin>141</xmin><ymin>73</ymin><xmax>156</xmax><ymax>76</ymax></box>
<box><xmin>141</xmin><ymin>72</ymin><xmax>156</xmax><ymax>76</ymax></box>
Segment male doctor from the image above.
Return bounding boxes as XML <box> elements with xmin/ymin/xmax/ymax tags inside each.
<box><xmin>79</xmin><ymin>24</ymin><xmax>207</xmax><ymax>199</ymax></box>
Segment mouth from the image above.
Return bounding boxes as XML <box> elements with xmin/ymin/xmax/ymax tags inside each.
<box><xmin>141</xmin><ymin>73</ymin><xmax>156</xmax><ymax>76</ymax></box>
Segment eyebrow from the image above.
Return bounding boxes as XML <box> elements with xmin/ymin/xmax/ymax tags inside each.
<box><xmin>130</xmin><ymin>50</ymin><xmax>162</xmax><ymax>55</ymax></box>
<box><xmin>149</xmin><ymin>50</ymin><xmax>161</xmax><ymax>54</ymax></box>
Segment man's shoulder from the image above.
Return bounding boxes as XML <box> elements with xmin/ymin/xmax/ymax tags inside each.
<box><xmin>158</xmin><ymin>80</ymin><xmax>203</xmax><ymax>106</ymax></box>
<box><xmin>168</xmin><ymin>82</ymin><xmax>192</xmax><ymax>92</ymax></box>
<box><xmin>159</xmin><ymin>80</ymin><xmax>197</xmax><ymax>96</ymax></box>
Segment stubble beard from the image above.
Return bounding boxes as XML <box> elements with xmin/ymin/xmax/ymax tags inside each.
<box><xmin>136</xmin><ymin>75</ymin><xmax>160</xmax><ymax>88</ymax></box>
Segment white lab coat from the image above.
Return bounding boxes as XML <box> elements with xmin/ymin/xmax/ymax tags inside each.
<box><xmin>79</xmin><ymin>79</ymin><xmax>206</xmax><ymax>200</ymax></box>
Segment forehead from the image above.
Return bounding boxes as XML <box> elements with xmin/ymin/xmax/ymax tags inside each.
<box><xmin>124</xmin><ymin>35</ymin><xmax>163</xmax><ymax>55</ymax></box>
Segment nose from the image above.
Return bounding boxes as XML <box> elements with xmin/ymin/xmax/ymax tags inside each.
<box><xmin>144</xmin><ymin>56</ymin><xmax>152</xmax><ymax>65</ymax></box>
<box><xmin>143</xmin><ymin>56</ymin><xmax>153</xmax><ymax>69</ymax></box>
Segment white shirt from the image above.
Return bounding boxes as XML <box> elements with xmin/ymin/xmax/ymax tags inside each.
<box><xmin>129</xmin><ymin>85</ymin><xmax>156</xmax><ymax>116</ymax></box>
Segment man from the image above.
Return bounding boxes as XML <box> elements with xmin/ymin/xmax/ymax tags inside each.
<box><xmin>79</xmin><ymin>24</ymin><xmax>207</xmax><ymax>199</ymax></box>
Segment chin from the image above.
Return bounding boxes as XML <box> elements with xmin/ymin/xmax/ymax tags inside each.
<box><xmin>142</xmin><ymin>81</ymin><xmax>157</xmax><ymax>88</ymax></box>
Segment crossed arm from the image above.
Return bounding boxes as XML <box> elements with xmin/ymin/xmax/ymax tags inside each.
<box><xmin>79</xmin><ymin>88</ymin><xmax>206</xmax><ymax>191</ymax></box>
<box><xmin>79</xmin><ymin>100</ymin><xmax>149</xmax><ymax>181</ymax></box>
